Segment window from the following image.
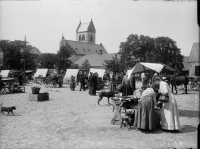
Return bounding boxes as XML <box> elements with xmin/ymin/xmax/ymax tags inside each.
<box><xmin>195</xmin><ymin>66</ymin><xmax>200</xmax><ymax>76</ymax></box>
<box><xmin>82</xmin><ymin>34</ymin><xmax>85</xmax><ymax>41</ymax></box>
<box><xmin>79</xmin><ymin>35</ymin><xmax>81</xmax><ymax>41</ymax></box>
<box><xmin>90</xmin><ymin>35</ymin><xmax>93</xmax><ymax>42</ymax></box>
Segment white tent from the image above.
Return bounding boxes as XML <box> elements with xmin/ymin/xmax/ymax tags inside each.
<box><xmin>130</xmin><ymin>62</ymin><xmax>176</xmax><ymax>75</ymax></box>
<box><xmin>0</xmin><ymin>70</ymin><xmax>10</xmax><ymax>77</ymax></box>
<box><xmin>34</xmin><ymin>69</ymin><xmax>48</xmax><ymax>78</ymax></box>
<box><xmin>89</xmin><ymin>68</ymin><xmax>106</xmax><ymax>78</ymax></box>
<box><xmin>64</xmin><ymin>69</ymin><xmax>79</xmax><ymax>81</ymax></box>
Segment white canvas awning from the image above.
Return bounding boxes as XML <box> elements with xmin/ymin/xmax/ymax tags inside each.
<box><xmin>34</xmin><ymin>69</ymin><xmax>48</xmax><ymax>78</ymax></box>
<box><xmin>89</xmin><ymin>68</ymin><xmax>106</xmax><ymax>78</ymax></box>
<box><xmin>0</xmin><ymin>70</ymin><xmax>10</xmax><ymax>77</ymax></box>
<box><xmin>64</xmin><ymin>69</ymin><xmax>79</xmax><ymax>81</ymax></box>
<box><xmin>130</xmin><ymin>62</ymin><xmax>176</xmax><ymax>75</ymax></box>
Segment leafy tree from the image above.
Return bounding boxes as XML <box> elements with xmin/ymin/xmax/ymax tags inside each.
<box><xmin>70</xmin><ymin>63</ymin><xmax>79</xmax><ymax>69</ymax></box>
<box><xmin>56</xmin><ymin>46</ymin><xmax>72</xmax><ymax>71</ymax></box>
<box><xmin>119</xmin><ymin>34</ymin><xmax>183</xmax><ymax>71</ymax></box>
<box><xmin>0</xmin><ymin>40</ymin><xmax>39</xmax><ymax>70</ymax></box>
<box><xmin>38</xmin><ymin>53</ymin><xmax>57</xmax><ymax>69</ymax></box>
<box><xmin>80</xmin><ymin>59</ymin><xmax>91</xmax><ymax>70</ymax></box>
<box><xmin>104</xmin><ymin>56</ymin><xmax>122</xmax><ymax>73</ymax></box>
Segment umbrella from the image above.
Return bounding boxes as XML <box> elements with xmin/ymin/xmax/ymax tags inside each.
<box><xmin>130</xmin><ymin>62</ymin><xmax>177</xmax><ymax>75</ymax></box>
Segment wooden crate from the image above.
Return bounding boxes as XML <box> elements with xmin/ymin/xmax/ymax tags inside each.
<box><xmin>29</xmin><ymin>93</ymin><xmax>49</xmax><ymax>101</ymax></box>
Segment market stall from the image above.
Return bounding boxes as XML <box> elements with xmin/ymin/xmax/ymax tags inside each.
<box><xmin>0</xmin><ymin>70</ymin><xmax>10</xmax><ymax>78</ymax></box>
<box><xmin>88</xmin><ymin>68</ymin><xmax>106</xmax><ymax>78</ymax></box>
<box><xmin>63</xmin><ymin>69</ymin><xmax>79</xmax><ymax>81</ymax></box>
<box><xmin>34</xmin><ymin>69</ymin><xmax>48</xmax><ymax>78</ymax></box>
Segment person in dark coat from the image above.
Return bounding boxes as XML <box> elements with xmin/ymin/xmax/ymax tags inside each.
<box><xmin>130</xmin><ymin>73</ymin><xmax>136</xmax><ymax>93</ymax></box>
<box><xmin>18</xmin><ymin>73</ymin><xmax>23</xmax><ymax>86</ymax></box>
<box><xmin>183</xmin><ymin>74</ymin><xmax>189</xmax><ymax>94</ymax></box>
<box><xmin>58</xmin><ymin>73</ymin><xmax>63</xmax><ymax>88</ymax></box>
<box><xmin>70</xmin><ymin>76</ymin><xmax>75</xmax><ymax>91</ymax></box>
<box><xmin>122</xmin><ymin>74</ymin><xmax>132</xmax><ymax>96</ymax></box>
<box><xmin>88</xmin><ymin>73</ymin><xmax>93</xmax><ymax>95</ymax></box>
<box><xmin>80</xmin><ymin>75</ymin><xmax>86</xmax><ymax>91</ymax></box>
<box><xmin>91</xmin><ymin>73</ymin><xmax>98</xmax><ymax>95</ymax></box>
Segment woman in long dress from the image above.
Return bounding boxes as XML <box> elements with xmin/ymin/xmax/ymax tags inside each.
<box><xmin>133</xmin><ymin>88</ymin><xmax>157</xmax><ymax>131</ymax></box>
<box><xmin>70</xmin><ymin>76</ymin><xmax>75</xmax><ymax>91</ymax></box>
<box><xmin>154</xmin><ymin>77</ymin><xmax>181</xmax><ymax>130</ymax></box>
<box><xmin>122</xmin><ymin>74</ymin><xmax>132</xmax><ymax>96</ymax></box>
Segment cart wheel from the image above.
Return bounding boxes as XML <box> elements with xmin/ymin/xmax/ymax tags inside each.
<box><xmin>53</xmin><ymin>82</ymin><xmax>58</xmax><ymax>88</ymax></box>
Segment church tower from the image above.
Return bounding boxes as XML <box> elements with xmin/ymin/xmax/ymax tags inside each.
<box><xmin>76</xmin><ymin>19</ymin><xmax>96</xmax><ymax>44</ymax></box>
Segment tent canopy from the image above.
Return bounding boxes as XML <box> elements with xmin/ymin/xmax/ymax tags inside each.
<box><xmin>131</xmin><ymin>62</ymin><xmax>176</xmax><ymax>75</ymax></box>
<box><xmin>64</xmin><ymin>69</ymin><xmax>79</xmax><ymax>81</ymax></box>
<box><xmin>0</xmin><ymin>70</ymin><xmax>10</xmax><ymax>77</ymax></box>
<box><xmin>34</xmin><ymin>69</ymin><xmax>48</xmax><ymax>78</ymax></box>
<box><xmin>89</xmin><ymin>68</ymin><xmax>106</xmax><ymax>78</ymax></box>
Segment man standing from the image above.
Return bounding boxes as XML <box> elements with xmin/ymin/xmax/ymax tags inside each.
<box><xmin>130</xmin><ymin>73</ymin><xmax>136</xmax><ymax>92</ymax></box>
<box><xmin>18</xmin><ymin>73</ymin><xmax>23</xmax><ymax>86</ymax></box>
<box><xmin>58</xmin><ymin>73</ymin><xmax>63</xmax><ymax>88</ymax></box>
<box><xmin>80</xmin><ymin>75</ymin><xmax>86</xmax><ymax>91</ymax></box>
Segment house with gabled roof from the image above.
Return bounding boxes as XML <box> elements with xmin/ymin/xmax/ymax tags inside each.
<box><xmin>188</xmin><ymin>42</ymin><xmax>200</xmax><ymax>76</ymax></box>
<box><xmin>60</xmin><ymin>19</ymin><xmax>108</xmax><ymax>63</ymax></box>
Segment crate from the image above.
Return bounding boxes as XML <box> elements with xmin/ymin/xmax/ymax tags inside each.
<box><xmin>29</xmin><ymin>93</ymin><xmax>49</xmax><ymax>101</ymax></box>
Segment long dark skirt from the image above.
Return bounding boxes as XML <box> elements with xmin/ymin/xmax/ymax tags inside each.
<box><xmin>70</xmin><ymin>81</ymin><xmax>75</xmax><ymax>90</ymax></box>
<box><xmin>122</xmin><ymin>83</ymin><xmax>133</xmax><ymax>96</ymax></box>
<box><xmin>133</xmin><ymin>96</ymin><xmax>156</xmax><ymax>130</ymax></box>
<box><xmin>91</xmin><ymin>84</ymin><xmax>96</xmax><ymax>95</ymax></box>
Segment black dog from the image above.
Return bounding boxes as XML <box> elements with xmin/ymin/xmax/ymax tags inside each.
<box><xmin>98</xmin><ymin>91</ymin><xmax>119</xmax><ymax>105</ymax></box>
<box><xmin>1</xmin><ymin>103</ymin><xmax>16</xmax><ymax>115</ymax></box>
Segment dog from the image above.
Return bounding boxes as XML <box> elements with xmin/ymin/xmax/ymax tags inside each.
<box><xmin>98</xmin><ymin>91</ymin><xmax>119</xmax><ymax>105</ymax></box>
<box><xmin>1</xmin><ymin>103</ymin><xmax>16</xmax><ymax>115</ymax></box>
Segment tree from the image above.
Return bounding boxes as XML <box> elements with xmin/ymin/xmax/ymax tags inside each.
<box><xmin>70</xmin><ymin>63</ymin><xmax>79</xmax><ymax>69</ymax></box>
<box><xmin>56</xmin><ymin>46</ymin><xmax>72</xmax><ymax>71</ymax></box>
<box><xmin>38</xmin><ymin>53</ymin><xmax>57</xmax><ymax>69</ymax></box>
<box><xmin>119</xmin><ymin>34</ymin><xmax>183</xmax><ymax>71</ymax></box>
<box><xmin>0</xmin><ymin>40</ymin><xmax>39</xmax><ymax>70</ymax></box>
<box><xmin>104</xmin><ymin>56</ymin><xmax>122</xmax><ymax>73</ymax></box>
<box><xmin>80</xmin><ymin>59</ymin><xmax>91</xmax><ymax>70</ymax></box>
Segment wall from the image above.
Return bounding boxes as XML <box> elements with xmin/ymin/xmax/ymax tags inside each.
<box><xmin>189</xmin><ymin>62</ymin><xmax>200</xmax><ymax>76</ymax></box>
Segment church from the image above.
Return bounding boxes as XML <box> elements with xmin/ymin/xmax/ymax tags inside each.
<box><xmin>60</xmin><ymin>19</ymin><xmax>108</xmax><ymax>63</ymax></box>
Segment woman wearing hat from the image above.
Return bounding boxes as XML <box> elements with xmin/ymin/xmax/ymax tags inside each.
<box><xmin>153</xmin><ymin>77</ymin><xmax>181</xmax><ymax>131</ymax></box>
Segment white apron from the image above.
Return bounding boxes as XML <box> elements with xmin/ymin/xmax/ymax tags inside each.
<box><xmin>159</xmin><ymin>81</ymin><xmax>181</xmax><ymax>130</ymax></box>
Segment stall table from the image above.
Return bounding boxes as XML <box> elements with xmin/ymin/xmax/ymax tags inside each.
<box><xmin>111</xmin><ymin>96</ymin><xmax>139</xmax><ymax>125</ymax></box>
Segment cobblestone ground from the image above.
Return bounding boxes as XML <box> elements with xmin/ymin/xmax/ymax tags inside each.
<box><xmin>0</xmin><ymin>83</ymin><xmax>199</xmax><ymax>149</ymax></box>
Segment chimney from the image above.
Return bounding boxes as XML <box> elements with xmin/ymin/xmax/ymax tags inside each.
<box><xmin>100</xmin><ymin>43</ymin><xmax>103</xmax><ymax>46</ymax></box>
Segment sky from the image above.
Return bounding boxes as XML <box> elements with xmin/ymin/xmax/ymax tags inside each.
<box><xmin>0</xmin><ymin>0</ymin><xmax>199</xmax><ymax>56</ymax></box>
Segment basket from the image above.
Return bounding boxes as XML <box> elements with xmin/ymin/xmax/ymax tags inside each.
<box><xmin>31</xmin><ymin>87</ymin><xmax>41</xmax><ymax>94</ymax></box>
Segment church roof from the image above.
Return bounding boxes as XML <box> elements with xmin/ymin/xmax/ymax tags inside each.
<box><xmin>188</xmin><ymin>42</ymin><xmax>199</xmax><ymax>63</ymax></box>
<box><xmin>76</xmin><ymin>20</ymin><xmax>96</xmax><ymax>33</ymax></box>
<box><xmin>75</xmin><ymin>53</ymin><xmax>120</xmax><ymax>67</ymax></box>
<box><xmin>77</xmin><ymin>22</ymin><xmax>90</xmax><ymax>32</ymax></box>
<box><xmin>65</xmin><ymin>40</ymin><xmax>108</xmax><ymax>55</ymax></box>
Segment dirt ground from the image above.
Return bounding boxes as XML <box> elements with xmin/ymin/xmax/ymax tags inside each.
<box><xmin>0</xmin><ymin>82</ymin><xmax>199</xmax><ymax>149</ymax></box>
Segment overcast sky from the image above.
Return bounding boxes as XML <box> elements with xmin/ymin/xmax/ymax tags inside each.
<box><xmin>0</xmin><ymin>0</ymin><xmax>198</xmax><ymax>56</ymax></box>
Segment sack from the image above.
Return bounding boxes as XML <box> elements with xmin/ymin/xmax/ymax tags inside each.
<box><xmin>158</xmin><ymin>94</ymin><xmax>169</xmax><ymax>102</ymax></box>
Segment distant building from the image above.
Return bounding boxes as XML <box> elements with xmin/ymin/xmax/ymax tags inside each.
<box><xmin>60</xmin><ymin>19</ymin><xmax>108</xmax><ymax>63</ymax></box>
<box><xmin>188</xmin><ymin>43</ymin><xmax>200</xmax><ymax>76</ymax></box>
<box><xmin>75</xmin><ymin>53</ymin><xmax>120</xmax><ymax>69</ymax></box>
<box><xmin>181</xmin><ymin>56</ymin><xmax>190</xmax><ymax>75</ymax></box>
<box><xmin>0</xmin><ymin>44</ymin><xmax>4</xmax><ymax>70</ymax></box>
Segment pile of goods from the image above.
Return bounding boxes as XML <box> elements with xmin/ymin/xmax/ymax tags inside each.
<box><xmin>29</xmin><ymin>86</ymin><xmax>49</xmax><ymax>101</ymax></box>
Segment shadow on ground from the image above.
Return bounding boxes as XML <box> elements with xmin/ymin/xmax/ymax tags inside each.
<box><xmin>179</xmin><ymin>125</ymin><xmax>197</xmax><ymax>133</ymax></box>
<box><xmin>179</xmin><ymin>109</ymin><xmax>199</xmax><ymax>118</ymax></box>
